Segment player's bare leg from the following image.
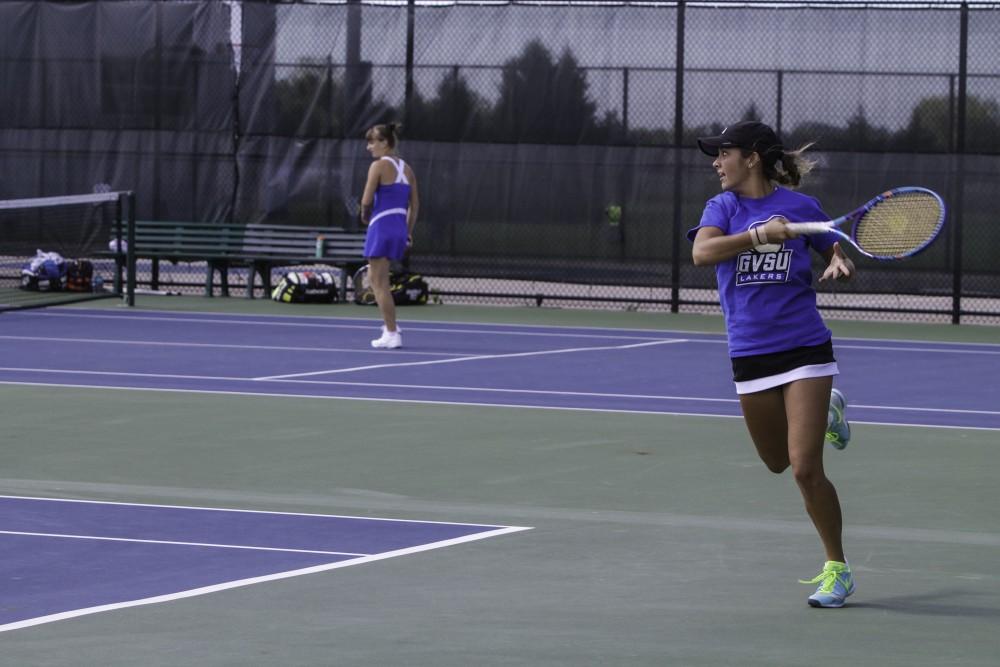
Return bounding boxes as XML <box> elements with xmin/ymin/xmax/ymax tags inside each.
<box><xmin>740</xmin><ymin>387</ymin><xmax>790</xmax><ymax>473</ymax></box>
<box><xmin>368</xmin><ymin>257</ymin><xmax>397</xmax><ymax>332</ymax></box>
<box><xmin>784</xmin><ymin>376</ymin><xmax>845</xmax><ymax>563</ymax></box>
<box><xmin>368</xmin><ymin>258</ymin><xmax>401</xmax><ymax>349</ymax></box>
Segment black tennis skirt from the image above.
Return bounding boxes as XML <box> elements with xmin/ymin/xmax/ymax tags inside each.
<box><xmin>731</xmin><ymin>339</ymin><xmax>838</xmax><ymax>394</ymax></box>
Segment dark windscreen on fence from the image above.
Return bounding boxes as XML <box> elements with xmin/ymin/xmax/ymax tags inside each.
<box><xmin>1</xmin><ymin>0</ymin><xmax>997</xmax><ymax>322</ymax></box>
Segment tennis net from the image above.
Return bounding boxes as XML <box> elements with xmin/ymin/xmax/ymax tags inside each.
<box><xmin>0</xmin><ymin>191</ymin><xmax>134</xmax><ymax>312</ymax></box>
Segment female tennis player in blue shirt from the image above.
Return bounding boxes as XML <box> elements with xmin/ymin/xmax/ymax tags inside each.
<box><xmin>360</xmin><ymin>122</ymin><xmax>419</xmax><ymax>349</ymax></box>
<box><xmin>689</xmin><ymin>120</ymin><xmax>856</xmax><ymax>608</ymax></box>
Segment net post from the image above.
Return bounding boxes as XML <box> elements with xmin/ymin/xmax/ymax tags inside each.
<box><xmin>113</xmin><ymin>196</ymin><xmax>124</xmax><ymax>295</ymax></box>
<box><xmin>126</xmin><ymin>192</ymin><xmax>136</xmax><ymax>307</ymax></box>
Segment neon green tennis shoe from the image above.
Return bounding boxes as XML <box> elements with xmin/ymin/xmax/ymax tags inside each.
<box><xmin>826</xmin><ymin>388</ymin><xmax>851</xmax><ymax>450</ymax></box>
<box><xmin>800</xmin><ymin>560</ymin><xmax>855</xmax><ymax>608</ymax></box>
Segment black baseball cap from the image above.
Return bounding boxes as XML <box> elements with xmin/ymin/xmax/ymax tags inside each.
<box><xmin>697</xmin><ymin>121</ymin><xmax>783</xmax><ymax>161</ymax></box>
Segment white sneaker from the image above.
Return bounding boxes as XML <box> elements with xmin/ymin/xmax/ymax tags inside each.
<box><xmin>371</xmin><ymin>326</ymin><xmax>402</xmax><ymax>349</ymax></box>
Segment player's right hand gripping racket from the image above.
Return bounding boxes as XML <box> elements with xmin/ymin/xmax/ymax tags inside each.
<box><xmin>787</xmin><ymin>187</ymin><xmax>946</xmax><ymax>260</ymax></box>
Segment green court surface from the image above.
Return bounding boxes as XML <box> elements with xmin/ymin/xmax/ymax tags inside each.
<box><xmin>1</xmin><ymin>296</ymin><xmax>998</xmax><ymax>666</ymax></box>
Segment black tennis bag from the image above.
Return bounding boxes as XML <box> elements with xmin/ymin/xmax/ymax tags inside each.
<box><xmin>65</xmin><ymin>260</ymin><xmax>94</xmax><ymax>292</ymax></box>
<box><xmin>353</xmin><ymin>266</ymin><xmax>429</xmax><ymax>306</ymax></box>
<box><xmin>390</xmin><ymin>272</ymin><xmax>429</xmax><ymax>305</ymax></box>
<box><xmin>271</xmin><ymin>271</ymin><xmax>339</xmax><ymax>304</ymax></box>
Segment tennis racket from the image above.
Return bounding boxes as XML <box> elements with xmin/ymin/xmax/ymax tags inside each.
<box><xmin>786</xmin><ymin>186</ymin><xmax>946</xmax><ymax>260</ymax></box>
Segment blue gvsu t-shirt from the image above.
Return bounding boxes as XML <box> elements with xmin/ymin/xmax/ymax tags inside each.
<box><xmin>687</xmin><ymin>186</ymin><xmax>838</xmax><ymax>357</ymax></box>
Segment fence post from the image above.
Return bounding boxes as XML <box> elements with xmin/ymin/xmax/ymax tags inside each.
<box><xmin>227</xmin><ymin>0</ymin><xmax>243</xmax><ymax>224</ymax></box>
<box><xmin>327</xmin><ymin>55</ymin><xmax>335</xmax><ymax>139</ymax></box>
<box><xmin>153</xmin><ymin>1</ymin><xmax>163</xmax><ymax>224</ymax></box>
<box><xmin>622</xmin><ymin>67</ymin><xmax>630</xmax><ymax>140</ymax></box>
<box><xmin>451</xmin><ymin>64</ymin><xmax>460</xmax><ymax>137</ymax></box>
<box><xmin>776</xmin><ymin>69</ymin><xmax>784</xmax><ymax>136</ymax></box>
<box><xmin>404</xmin><ymin>0</ymin><xmax>415</xmax><ymax>127</ymax></box>
<box><xmin>948</xmin><ymin>74</ymin><xmax>955</xmax><ymax>153</ymax></box>
<box><xmin>952</xmin><ymin>2</ymin><xmax>968</xmax><ymax>324</ymax></box>
<box><xmin>346</xmin><ymin>0</ymin><xmax>361</xmax><ymax>133</ymax></box>
<box><xmin>670</xmin><ymin>0</ymin><xmax>686</xmax><ymax>313</ymax></box>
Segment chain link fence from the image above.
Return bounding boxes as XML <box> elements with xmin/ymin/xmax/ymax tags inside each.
<box><xmin>2</xmin><ymin>0</ymin><xmax>998</xmax><ymax>323</ymax></box>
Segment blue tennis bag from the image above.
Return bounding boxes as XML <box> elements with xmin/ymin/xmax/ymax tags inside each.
<box><xmin>20</xmin><ymin>250</ymin><xmax>68</xmax><ymax>292</ymax></box>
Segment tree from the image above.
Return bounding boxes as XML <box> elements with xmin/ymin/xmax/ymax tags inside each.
<box><xmin>491</xmin><ymin>40</ymin><xmax>606</xmax><ymax>144</ymax></box>
<box><xmin>901</xmin><ymin>95</ymin><xmax>952</xmax><ymax>152</ymax></box>
<box><xmin>273</xmin><ymin>61</ymin><xmax>339</xmax><ymax>137</ymax></box>
<box><xmin>740</xmin><ymin>102</ymin><xmax>764</xmax><ymax>123</ymax></box>
<box><xmin>783</xmin><ymin>110</ymin><xmax>892</xmax><ymax>153</ymax></box>
<box><xmin>407</xmin><ymin>67</ymin><xmax>491</xmax><ymax>142</ymax></box>
<box><xmin>904</xmin><ymin>94</ymin><xmax>1000</xmax><ymax>153</ymax></box>
<box><xmin>272</xmin><ymin>59</ymin><xmax>397</xmax><ymax>139</ymax></box>
<box><xmin>842</xmin><ymin>106</ymin><xmax>892</xmax><ymax>151</ymax></box>
<box><xmin>964</xmin><ymin>95</ymin><xmax>1000</xmax><ymax>153</ymax></box>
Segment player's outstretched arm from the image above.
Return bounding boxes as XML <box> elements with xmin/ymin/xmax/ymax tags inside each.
<box><xmin>691</xmin><ymin>218</ymin><xmax>798</xmax><ymax>266</ymax></box>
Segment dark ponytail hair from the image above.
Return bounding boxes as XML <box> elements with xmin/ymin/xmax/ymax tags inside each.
<box><xmin>761</xmin><ymin>143</ymin><xmax>816</xmax><ymax>188</ymax></box>
<box><xmin>365</xmin><ymin>122</ymin><xmax>402</xmax><ymax>149</ymax></box>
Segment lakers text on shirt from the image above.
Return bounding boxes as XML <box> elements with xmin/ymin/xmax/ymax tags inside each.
<box><xmin>736</xmin><ymin>248</ymin><xmax>792</xmax><ymax>285</ymax></box>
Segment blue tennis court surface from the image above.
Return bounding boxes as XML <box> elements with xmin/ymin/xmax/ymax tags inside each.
<box><xmin>0</xmin><ymin>308</ymin><xmax>997</xmax><ymax>429</ymax></box>
<box><xmin>0</xmin><ymin>495</ymin><xmax>529</xmax><ymax>631</ymax></box>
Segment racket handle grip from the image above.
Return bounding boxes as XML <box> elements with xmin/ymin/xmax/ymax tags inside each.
<box><xmin>786</xmin><ymin>222</ymin><xmax>835</xmax><ymax>235</ymax></box>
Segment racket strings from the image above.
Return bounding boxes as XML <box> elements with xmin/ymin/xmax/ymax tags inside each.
<box><xmin>854</xmin><ymin>193</ymin><xmax>944</xmax><ymax>257</ymax></box>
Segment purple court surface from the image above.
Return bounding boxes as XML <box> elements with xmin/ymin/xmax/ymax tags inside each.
<box><xmin>0</xmin><ymin>495</ymin><xmax>528</xmax><ymax>631</ymax></box>
<box><xmin>0</xmin><ymin>308</ymin><xmax>997</xmax><ymax>429</ymax></box>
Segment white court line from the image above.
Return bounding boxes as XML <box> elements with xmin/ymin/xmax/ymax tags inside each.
<box><xmin>833</xmin><ymin>342</ymin><xmax>1000</xmax><ymax>356</ymax></box>
<box><xmin>20</xmin><ymin>311</ymin><xmax>687</xmax><ymax>342</ymax></box>
<box><xmin>0</xmin><ymin>525</ymin><xmax>531</xmax><ymax>633</ymax></box>
<box><xmin>270</xmin><ymin>379</ymin><xmax>1000</xmax><ymax>416</ymax></box>
<box><xmin>5</xmin><ymin>334</ymin><xmax>999</xmax><ymax>361</ymax></box>
<box><xmin>0</xmin><ymin>367</ymin><xmax>248</xmax><ymax>381</ymax></box>
<box><xmin>681</xmin><ymin>340</ymin><xmax>1000</xmax><ymax>356</ymax></box>
<box><xmin>254</xmin><ymin>338</ymin><xmax>688</xmax><ymax>381</ymax></box>
<box><xmin>1</xmin><ymin>369</ymin><xmax>999</xmax><ymax>416</ymax></box>
<box><xmin>2</xmin><ymin>380</ymin><xmax>999</xmax><ymax>431</ymax></box>
<box><xmin>23</xmin><ymin>308</ymin><xmax>1000</xmax><ymax>349</ymax></box>
<box><xmin>0</xmin><ymin>335</ymin><xmax>465</xmax><ymax>358</ymax></box>
<box><xmin>0</xmin><ymin>493</ymin><xmax>520</xmax><ymax>528</ymax></box>
<box><xmin>0</xmin><ymin>530</ymin><xmax>367</xmax><ymax>557</ymax></box>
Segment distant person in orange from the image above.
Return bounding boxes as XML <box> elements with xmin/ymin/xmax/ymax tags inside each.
<box><xmin>360</xmin><ymin>122</ymin><xmax>419</xmax><ymax>349</ymax></box>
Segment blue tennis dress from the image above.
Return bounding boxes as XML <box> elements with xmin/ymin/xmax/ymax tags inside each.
<box><xmin>364</xmin><ymin>156</ymin><xmax>411</xmax><ymax>260</ymax></box>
